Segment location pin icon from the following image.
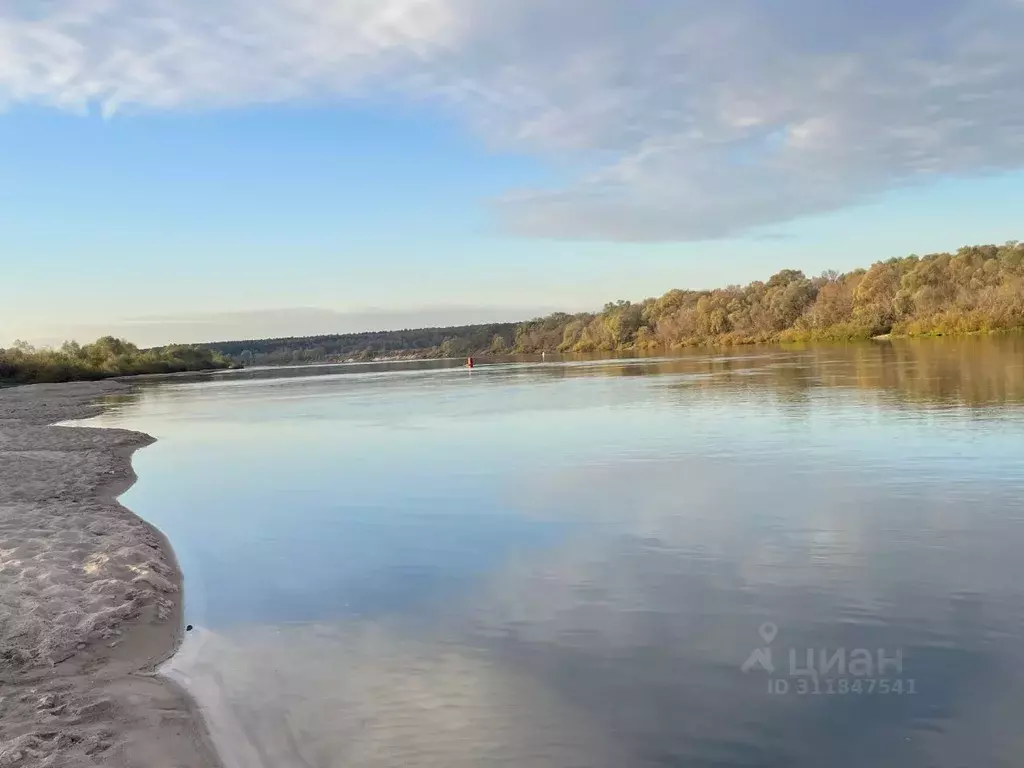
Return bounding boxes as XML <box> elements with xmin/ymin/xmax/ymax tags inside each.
<box><xmin>759</xmin><ymin>622</ymin><xmax>779</xmax><ymax>645</ymax></box>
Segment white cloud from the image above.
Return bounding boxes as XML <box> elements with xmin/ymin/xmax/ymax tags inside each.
<box><xmin>0</xmin><ymin>0</ymin><xmax>462</xmax><ymax>112</ymax></box>
<box><xmin>2</xmin><ymin>0</ymin><xmax>1023</xmax><ymax>240</ymax></box>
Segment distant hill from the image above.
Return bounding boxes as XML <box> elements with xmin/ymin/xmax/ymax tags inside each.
<box><xmin>196</xmin><ymin>323</ymin><xmax>520</xmax><ymax>365</ymax></box>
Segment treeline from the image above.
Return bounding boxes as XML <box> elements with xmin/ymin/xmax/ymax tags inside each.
<box><xmin>201</xmin><ymin>323</ymin><xmax>520</xmax><ymax>366</ymax></box>
<box><xmin>0</xmin><ymin>337</ymin><xmax>232</xmax><ymax>385</ymax></box>
<box><xmin>204</xmin><ymin>241</ymin><xmax>1024</xmax><ymax>365</ymax></box>
<box><xmin>514</xmin><ymin>241</ymin><xmax>1024</xmax><ymax>353</ymax></box>
<box><xmin>10</xmin><ymin>242</ymin><xmax>1018</xmax><ymax>383</ymax></box>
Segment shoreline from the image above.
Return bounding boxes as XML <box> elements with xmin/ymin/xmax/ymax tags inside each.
<box><xmin>0</xmin><ymin>380</ymin><xmax>221</xmax><ymax>768</ymax></box>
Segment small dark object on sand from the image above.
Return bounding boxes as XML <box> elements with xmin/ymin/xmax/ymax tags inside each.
<box><xmin>186</xmin><ymin>625</ymin><xmax>193</xmax><ymax>632</ymax></box>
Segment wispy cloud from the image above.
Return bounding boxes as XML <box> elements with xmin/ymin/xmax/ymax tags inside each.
<box><xmin>3</xmin><ymin>0</ymin><xmax>1023</xmax><ymax>240</ymax></box>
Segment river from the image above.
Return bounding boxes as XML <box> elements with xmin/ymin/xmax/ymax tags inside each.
<box><xmin>83</xmin><ymin>337</ymin><xmax>1024</xmax><ymax>767</ymax></box>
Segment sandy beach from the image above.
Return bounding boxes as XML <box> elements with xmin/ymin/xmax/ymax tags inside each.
<box><xmin>0</xmin><ymin>381</ymin><xmax>220</xmax><ymax>768</ymax></box>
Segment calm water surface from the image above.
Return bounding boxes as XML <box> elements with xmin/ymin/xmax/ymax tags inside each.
<box><xmin>85</xmin><ymin>339</ymin><xmax>1024</xmax><ymax>767</ymax></box>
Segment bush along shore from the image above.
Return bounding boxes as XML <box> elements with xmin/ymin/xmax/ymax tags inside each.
<box><xmin>0</xmin><ymin>337</ymin><xmax>233</xmax><ymax>385</ymax></box>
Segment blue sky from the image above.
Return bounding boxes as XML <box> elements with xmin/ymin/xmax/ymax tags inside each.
<box><xmin>2</xmin><ymin>0</ymin><xmax>1023</xmax><ymax>346</ymax></box>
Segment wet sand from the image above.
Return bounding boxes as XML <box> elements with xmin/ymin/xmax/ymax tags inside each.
<box><xmin>0</xmin><ymin>381</ymin><xmax>220</xmax><ymax>768</ymax></box>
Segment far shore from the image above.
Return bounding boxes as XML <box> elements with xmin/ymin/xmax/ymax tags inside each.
<box><xmin>0</xmin><ymin>380</ymin><xmax>220</xmax><ymax>768</ymax></box>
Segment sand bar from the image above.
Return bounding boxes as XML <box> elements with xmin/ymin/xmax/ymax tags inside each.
<box><xmin>0</xmin><ymin>380</ymin><xmax>220</xmax><ymax>768</ymax></box>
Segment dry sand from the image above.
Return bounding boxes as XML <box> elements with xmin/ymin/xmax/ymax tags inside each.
<box><xmin>0</xmin><ymin>381</ymin><xmax>220</xmax><ymax>768</ymax></box>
